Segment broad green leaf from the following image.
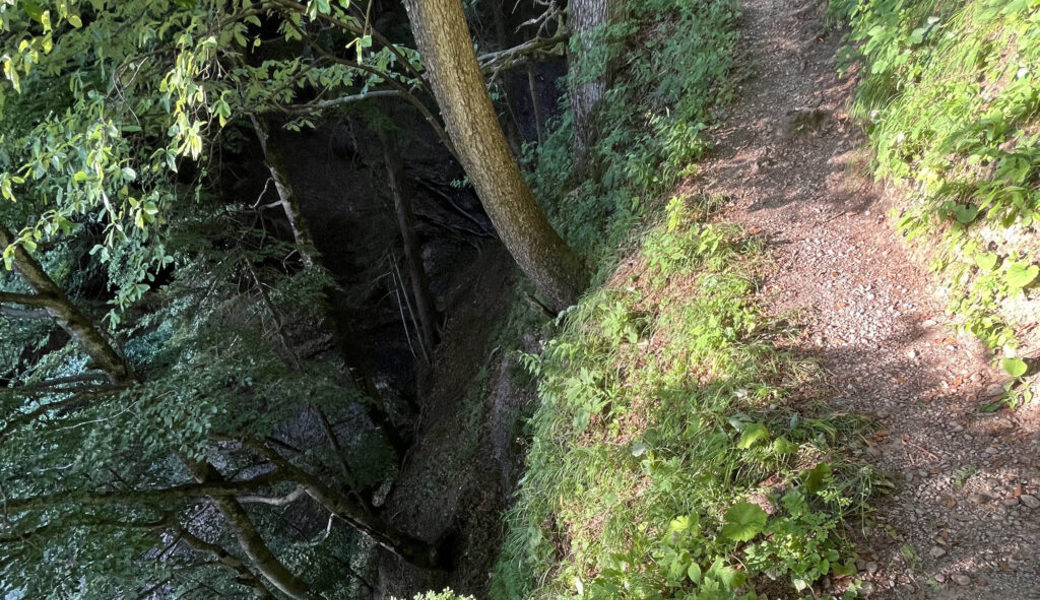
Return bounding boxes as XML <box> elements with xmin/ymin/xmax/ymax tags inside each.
<box><xmin>737</xmin><ymin>423</ymin><xmax>769</xmax><ymax>449</ymax></box>
<box><xmin>1006</xmin><ymin>261</ymin><xmax>1038</xmax><ymax>289</ymax></box>
<box><xmin>772</xmin><ymin>436</ymin><xmax>798</xmax><ymax>454</ymax></box>
<box><xmin>706</xmin><ymin>557</ymin><xmax>747</xmax><ymax>589</ymax></box>
<box><xmin>21</xmin><ymin>0</ymin><xmax>44</xmax><ymax>22</ymax></box>
<box><xmin>1002</xmin><ymin>357</ymin><xmax>1028</xmax><ymax>378</ymax></box>
<box><xmin>687</xmin><ymin>561</ymin><xmax>702</xmax><ymax>583</ymax></box>
<box><xmin>975</xmin><ymin>252</ymin><xmax>998</xmax><ymax>271</ymax></box>
<box><xmin>668</xmin><ymin>513</ymin><xmax>699</xmax><ymax>534</ymax></box>
<box><xmin>952</xmin><ymin>204</ymin><xmax>978</xmax><ymax>224</ymax></box>
<box><xmin>720</xmin><ymin>502</ymin><xmax>767</xmax><ymax>542</ymax></box>
<box><xmin>803</xmin><ymin>462</ymin><xmax>832</xmax><ymax>494</ymax></box>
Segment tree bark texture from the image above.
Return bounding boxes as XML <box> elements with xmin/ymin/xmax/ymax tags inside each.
<box><xmin>0</xmin><ymin>226</ymin><xmax>131</xmax><ymax>384</ymax></box>
<box><xmin>568</xmin><ymin>0</ymin><xmax>621</xmax><ymax>170</ymax></box>
<box><xmin>402</xmin><ymin>0</ymin><xmax>589</xmax><ymax>312</ymax></box>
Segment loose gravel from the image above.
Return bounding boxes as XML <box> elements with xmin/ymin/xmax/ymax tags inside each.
<box><xmin>694</xmin><ymin>0</ymin><xmax>1040</xmax><ymax>597</ymax></box>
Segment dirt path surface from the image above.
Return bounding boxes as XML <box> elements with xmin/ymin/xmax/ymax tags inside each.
<box><xmin>697</xmin><ymin>0</ymin><xmax>1040</xmax><ymax>597</ymax></box>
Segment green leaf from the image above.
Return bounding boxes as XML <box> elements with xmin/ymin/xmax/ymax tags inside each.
<box><xmin>1002</xmin><ymin>357</ymin><xmax>1028</xmax><ymax>378</ymax></box>
<box><xmin>772</xmin><ymin>436</ymin><xmax>799</xmax><ymax>454</ymax></box>
<box><xmin>668</xmin><ymin>513</ymin><xmax>699</xmax><ymax>534</ymax></box>
<box><xmin>720</xmin><ymin>502</ymin><xmax>767</xmax><ymax>542</ymax></box>
<box><xmin>1006</xmin><ymin>261</ymin><xmax>1038</xmax><ymax>289</ymax></box>
<box><xmin>952</xmin><ymin>204</ymin><xmax>979</xmax><ymax>224</ymax></box>
<box><xmin>803</xmin><ymin>462</ymin><xmax>832</xmax><ymax>495</ymax></box>
<box><xmin>706</xmin><ymin>557</ymin><xmax>747</xmax><ymax>589</ymax></box>
<box><xmin>20</xmin><ymin>0</ymin><xmax>44</xmax><ymax>22</ymax></box>
<box><xmin>687</xmin><ymin>562</ymin><xmax>702</xmax><ymax>584</ymax></box>
<box><xmin>737</xmin><ymin>423</ymin><xmax>769</xmax><ymax>449</ymax></box>
<box><xmin>974</xmin><ymin>252</ymin><xmax>998</xmax><ymax>271</ymax></box>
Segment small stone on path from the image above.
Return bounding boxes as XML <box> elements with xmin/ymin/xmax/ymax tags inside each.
<box><xmin>981</xmin><ymin>383</ymin><xmax>1005</xmax><ymax>398</ymax></box>
<box><xmin>1020</xmin><ymin>494</ymin><xmax>1040</xmax><ymax>509</ymax></box>
<box><xmin>970</xmin><ymin>493</ymin><xmax>992</xmax><ymax>505</ymax></box>
<box><xmin>929</xmin><ymin>546</ymin><xmax>947</xmax><ymax>558</ymax></box>
<box><xmin>953</xmin><ymin>574</ymin><xmax>971</xmax><ymax>586</ymax></box>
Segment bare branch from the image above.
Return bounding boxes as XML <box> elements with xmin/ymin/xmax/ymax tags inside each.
<box><xmin>237</xmin><ymin>486</ymin><xmax>306</xmax><ymax>507</ymax></box>
<box><xmin>174</xmin><ymin>524</ymin><xmax>277</xmax><ymax>600</ymax></box>
<box><xmin>279</xmin><ymin>89</ymin><xmax>402</xmax><ymax>114</ymax></box>
<box><xmin>0</xmin><ymin>385</ymin><xmax>126</xmax><ymax>440</ymax></box>
<box><xmin>0</xmin><ymin>226</ymin><xmax>131</xmax><ymax>383</ymax></box>
<box><xmin>0</xmin><ymin>291</ymin><xmax>55</xmax><ymax>308</ymax></box>
<box><xmin>0</xmin><ymin>305</ymin><xmax>50</xmax><ymax>319</ymax></box>
<box><xmin>1</xmin><ymin>470</ymin><xmax>285</xmax><ymax>515</ymax></box>
<box><xmin>264</xmin><ymin>0</ymin><xmax>430</xmax><ymax>91</ymax></box>
<box><xmin>477</xmin><ymin>32</ymin><xmax>570</xmax><ymax>79</ymax></box>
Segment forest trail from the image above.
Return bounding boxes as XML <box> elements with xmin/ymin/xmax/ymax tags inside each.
<box><xmin>694</xmin><ymin>0</ymin><xmax>1040</xmax><ymax>597</ymax></box>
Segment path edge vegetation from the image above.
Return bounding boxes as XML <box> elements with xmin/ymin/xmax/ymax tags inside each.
<box><xmin>828</xmin><ymin>0</ymin><xmax>1040</xmax><ymax>405</ymax></box>
<box><xmin>413</xmin><ymin>1</ymin><xmax>878</xmax><ymax>598</ymax></box>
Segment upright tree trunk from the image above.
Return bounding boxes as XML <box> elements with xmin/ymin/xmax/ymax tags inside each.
<box><xmin>568</xmin><ymin>0</ymin><xmax>620</xmax><ymax>171</ymax></box>
<box><xmin>490</xmin><ymin>0</ymin><xmax>526</xmax><ymax>157</ymax></box>
<box><xmin>379</xmin><ymin>131</ymin><xmax>439</xmax><ymax>359</ymax></box>
<box><xmin>403</xmin><ymin>0</ymin><xmax>589</xmax><ymax>312</ymax></box>
<box><xmin>0</xmin><ymin>226</ymin><xmax>130</xmax><ymax>384</ymax></box>
<box><xmin>250</xmin><ymin>116</ymin><xmax>317</xmax><ymax>267</ymax></box>
<box><xmin>527</xmin><ymin>64</ymin><xmax>546</xmax><ymax>145</ymax></box>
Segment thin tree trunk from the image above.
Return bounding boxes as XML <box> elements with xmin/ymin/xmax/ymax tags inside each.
<box><xmin>379</xmin><ymin>132</ymin><xmax>439</xmax><ymax>359</ymax></box>
<box><xmin>527</xmin><ymin>64</ymin><xmax>545</xmax><ymax>145</ymax></box>
<box><xmin>0</xmin><ymin>226</ymin><xmax>130</xmax><ymax>384</ymax></box>
<box><xmin>490</xmin><ymin>0</ymin><xmax>526</xmax><ymax>157</ymax></box>
<box><xmin>250</xmin><ymin>116</ymin><xmax>316</xmax><ymax>267</ymax></box>
<box><xmin>402</xmin><ymin>0</ymin><xmax>589</xmax><ymax>311</ymax></box>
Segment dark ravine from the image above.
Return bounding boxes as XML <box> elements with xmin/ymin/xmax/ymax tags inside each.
<box><xmin>237</xmin><ymin>98</ymin><xmax>543</xmax><ymax>597</ymax></box>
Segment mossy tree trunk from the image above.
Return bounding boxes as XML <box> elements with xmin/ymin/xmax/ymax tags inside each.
<box><xmin>402</xmin><ymin>0</ymin><xmax>589</xmax><ymax>312</ymax></box>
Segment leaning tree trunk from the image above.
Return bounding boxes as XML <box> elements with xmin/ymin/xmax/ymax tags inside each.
<box><xmin>402</xmin><ymin>0</ymin><xmax>589</xmax><ymax>312</ymax></box>
<box><xmin>0</xmin><ymin>226</ymin><xmax>131</xmax><ymax>384</ymax></box>
<box><xmin>568</xmin><ymin>0</ymin><xmax>621</xmax><ymax>172</ymax></box>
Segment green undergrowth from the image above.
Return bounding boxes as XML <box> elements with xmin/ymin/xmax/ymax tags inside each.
<box><xmin>492</xmin><ymin>196</ymin><xmax>874</xmax><ymax>600</ymax></box>
<box><xmin>832</xmin><ymin>0</ymin><xmax>1040</xmax><ymax>399</ymax></box>
<box><xmin>478</xmin><ymin>0</ymin><xmax>876</xmax><ymax>598</ymax></box>
<box><xmin>528</xmin><ymin>0</ymin><xmax>739</xmax><ymax>265</ymax></box>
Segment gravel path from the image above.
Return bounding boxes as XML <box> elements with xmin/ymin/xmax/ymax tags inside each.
<box><xmin>696</xmin><ymin>0</ymin><xmax>1040</xmax><ymax>597</ymax></box>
